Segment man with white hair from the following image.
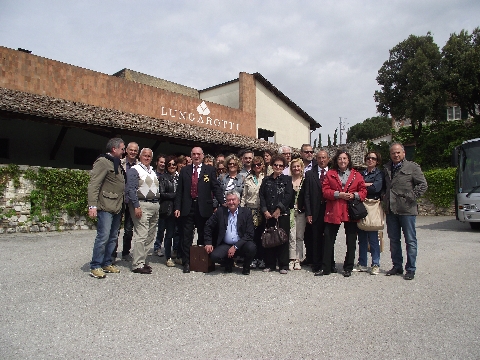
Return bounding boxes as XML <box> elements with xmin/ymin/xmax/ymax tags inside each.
<box><xmin>125</xmin><ymin>148</ymin><xmax>161</xmax><ymax>274</ymax></box>
<box><xmin>278</xmin><ymin>145</ymin><xmax>292</xmax><ymax>175</ymax></box>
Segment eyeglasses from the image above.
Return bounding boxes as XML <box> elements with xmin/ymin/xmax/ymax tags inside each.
<box><xmin>253</xmin><ymin>163</ymin><xmax>263</xmax><ymax>167</ymax></box>
<box><xmin>228</xmin><ymin>163</ymin><xmax>236</xmax><ymax>166</ymax></box>
<box><xmin>273</xmin><ymin>163</ymin><xmax>284</xmax><ymax>168</ymax></box>
<box><xmin>283</xmin><ymin>153</ymin><xmax>291</xmax><ymax>156</ymax></box>
<box><xmin>168</xmin><ymin>163</ymin><xmax>176</xmax><ymax>167</ymax></box>
<box><xmin>303</xmin><ymin>150</ymin><xmax>314</xmax><ymax>154</ymax></box>
<box><xmin>366</xmin><ymin>156</ymin><xmax>377</xmax><ymax>161</ymax></box>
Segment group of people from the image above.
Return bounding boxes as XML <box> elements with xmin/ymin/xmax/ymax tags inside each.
<box><xmin>88</xmin><ymin>138</ymin><xmax>427</xmax><ymax>281</ymax></box>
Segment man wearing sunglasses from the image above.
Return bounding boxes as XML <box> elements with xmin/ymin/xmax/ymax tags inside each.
<box><xmin>300</xmin><ymin>144</ymin><xmax>316</xmax><ymax>174</ymax></box>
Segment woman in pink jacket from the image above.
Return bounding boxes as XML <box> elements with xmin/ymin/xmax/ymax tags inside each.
<box><xmin>315</xmin><ymin>150</ymin><xmax>367</xmax><ymax>278</ymax></box>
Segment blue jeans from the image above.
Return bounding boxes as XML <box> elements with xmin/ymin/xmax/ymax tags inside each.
<box><xmin>357</xmin><ymin>229</ymin><xmax>380</xmax><ymax>267</ymax></box>
<box><xmin>154</xmin><ymin>217</ymin><xmax>166</xmax><ymax>251</ymax></box>
<box><xmin>90</xmin><ymin>210</ymin><xmax>122</xmax><ymax>269</ymax></box>
<box><xmin>161</xmin><ymin>216</ymin><xmax>176</xmax><ymax>259</ymax></box>
<box><xmin>386</xmin><ymin>214</ymin><xmax>417</xmax><ymax>272</ymax></box>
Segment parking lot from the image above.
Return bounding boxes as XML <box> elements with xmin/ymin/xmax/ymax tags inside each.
<box><xmin>0</xmin><ymin>216</ymin><xmax>479</xmax><ymax>359</ymax></box>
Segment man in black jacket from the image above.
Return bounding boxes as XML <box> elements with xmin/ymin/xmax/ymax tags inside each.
<box><xmin>304</xmin><ymin>150</ymin><xmax>336</xmax><ymax>275</ymax></box>
<box><xmin>174</xmin><ymin>147</ymin><xmax>224</xmax><ymax>273</ymax></box>
<box><xmin>204</xmin><ymin>190</ymin><xmax>256</xmax><ymax>275</ymax></box>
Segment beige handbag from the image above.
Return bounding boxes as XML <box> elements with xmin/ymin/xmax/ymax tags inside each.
<box><xmin>357</xmin><ymin>198</ymin><xmax>384</xmax><ymax>231</ymax></box>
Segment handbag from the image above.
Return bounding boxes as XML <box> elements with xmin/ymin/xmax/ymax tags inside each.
<box><xmin>357</xmin><ymin>198</ymin><xmax>385</xmax><ymax>230</ymax></box>
<box><xmin>261</xmin><ymin>219</ymin><xmax>288</xmax><ymax>248</ymax></box>
<box><xmin>345</xmin><ymin>172</ymin><xmax>368</xmax><ymax>221</ymax></box>
<box><xmin>348</xmin><ymin>198</ymin><xmax>368</xmax><ymax>220</ymax></box>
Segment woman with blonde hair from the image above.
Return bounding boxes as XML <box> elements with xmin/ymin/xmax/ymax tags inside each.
<box><xmin>289</xmin><ymin>158</ymin><xmax>306</xmax><ymax>270</ymax></box>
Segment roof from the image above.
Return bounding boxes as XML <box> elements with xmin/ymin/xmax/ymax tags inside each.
<box><xmin>200</xmin><ymin>72</ymin><xmax>321</xmax><ymax>131</ymax></box>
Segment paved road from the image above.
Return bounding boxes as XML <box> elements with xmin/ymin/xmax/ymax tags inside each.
<box><xmin>0</xmin><ymin>216</ymin><xmax>479</xmax><ymax>359</ymax></box>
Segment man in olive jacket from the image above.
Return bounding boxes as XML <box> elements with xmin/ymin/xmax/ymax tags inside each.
<box><xmin>88</xmin><ymin>138</ymin><xmax>126</xmax><ymax>279</ymax></box>
<box><xmin>383</xmin><ymin>142</ymin><xmax>427</xmax><ymax>281</ymax></box>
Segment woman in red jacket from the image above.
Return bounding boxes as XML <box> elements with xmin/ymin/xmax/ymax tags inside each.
<box><xmin>315</xmin><ymin>150</ymin><xmax>367</xmax><ymax>278</ymax></box>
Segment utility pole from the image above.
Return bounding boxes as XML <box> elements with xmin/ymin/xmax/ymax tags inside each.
<box><xmin>339</xmin><ymin>117</ymin><xmax>348</xmax><ymax>144</ymax></box>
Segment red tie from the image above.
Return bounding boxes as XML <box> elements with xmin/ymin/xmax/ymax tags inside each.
<box><xmin>191</xmin><ymin>165</ymin><xmax>198</xmax><ymax>198</ymax></box>
<box><xmin>320</xmin><ymin>168</ymin><xmax>325</xmax><ymax>183</ymax></box>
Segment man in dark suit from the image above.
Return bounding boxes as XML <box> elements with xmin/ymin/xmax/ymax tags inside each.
<box><xmin>204</xmin><ymin>190</ymin><xmax>256</xmax><ymax>275</ymax></box>
<box><xmin>304</xmin><ymin>150</ymin><xmax>336</xmax><ymax>275</ymax></box>
<box><xmin>174</xmin><ymin>146</ymin><xmax>225</xmax><ymax>273</ymax></box>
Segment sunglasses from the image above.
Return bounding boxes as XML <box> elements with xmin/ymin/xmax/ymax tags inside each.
<box><xmin>253</xmin><ymin>163</ymin><xmax>263</xmax><ymax>167</ymax></box>
<box><xmin>366</xmin><ymin>156</ymin><xmax>377</xmax><ymax>161</ymax></box>
<box><xmin>273</xmin><ymin>163</ymin><xmax>284</xmax><ymax>168</ymax></box>
<box><xmin>303</xmin><ymin>150</ymin><xmax>314</xmax><ymax>154</ymax></box>
<box><xmin>168</xmin><ymin>163</ymin><xmax>176</xmax><ymax>167</ymax></box>
<box><xmin>228</xmin><ymin>163</ymin><xmax>237</xmax><ymax>166</ymax></box>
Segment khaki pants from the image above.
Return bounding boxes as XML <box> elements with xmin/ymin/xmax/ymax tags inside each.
<box><xmin>289</xmin><ymin>211</ymin><xmax>306</xmax><ymax>259</ymax></box>
<box><xmin>130</xmin><ymin>201</ymin><xmax>160</xmax><ymax>270</ymax></box>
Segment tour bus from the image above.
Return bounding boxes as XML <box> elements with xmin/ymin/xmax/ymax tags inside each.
<box><xmin>452</xmin><ymin>138</ymin><xmax>480</xmax><ymax>229</ymax></box>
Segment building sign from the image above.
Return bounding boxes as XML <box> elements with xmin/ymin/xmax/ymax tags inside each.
<box><xmin>160</xmin><ymin>101</ymin><xmax>240</xmax><ymax>132</ymax></box>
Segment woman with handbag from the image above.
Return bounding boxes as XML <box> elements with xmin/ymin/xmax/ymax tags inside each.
<box><xmin>259</xmin><ymin>154</ymin><xmax>293</xmax><ymax>274</ymax></box>
<box><xmin>240</xmin><ymin>156</ymin><xmax>266</xmax><ymax>269</ymax></box>
<box><xmin>317</xmin><ymin>150</ymin><xmax>367</xmax><ymax>278</ymax></box>
<box><xmin>158</xmin><ymin>155</ymin><xmax>179</xmax><ymax>267</ymax></box>
<box><xmin>354</xmin><ymin>151</ymin><xmax>384</xmax><ymax>275</ymax></box>
<box><xmin>289</xmin><ymin>158</ymin><xmax>306</xmax><ymax>270</ymax></box>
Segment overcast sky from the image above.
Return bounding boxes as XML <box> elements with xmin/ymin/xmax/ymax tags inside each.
<box><xmin>1</xmin><ymin>0</ymin><xmax>479</xmax><ymax>145</ymax></box>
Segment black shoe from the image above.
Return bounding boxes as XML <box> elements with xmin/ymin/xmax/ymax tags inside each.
<box><xmin>385</xmin><ymin>267</ymin><xmax>403</xmax><ymax>276</ymax></box>
<box><xmin>300</xmin><ymin>259</ymin><xmax>311</xmax><ymax>266</ymax></box>
<box><xmin>331</xmin><ymin>266</ymin><xmax>338</xmax><ymax>273</ymax></box>
<box><xmin>342</xmin><ymin>270</ymin><xmax>352</xmax><ymax>277</ymax></box>
<box><xmin>225</xmin><ymin>264</ymin><xmax>233</xmax><ymax>273</ymax></box>
<box><xmin>132</xmin><ymin>266</ymin><xmax>152</xmax><ymax>274</ymax></box>
<box><xmin>404</xmin><ymin>271</ymin><xmax>415</xmax><ymax>280</ymax></box>
<box><xmin>242</xmin><ymin>267</ymin><xmax>250</xmax><ymax>275</ymax></box>
<box><xmin>183</xmin><ymin>264</ymin><xmax>190</xmax><ymax>273</ymax></box>
<box><xmin>314</xmin><ymin>270</ymin><xmax>330</xmax><ymax>276</ymax></box>
<box><xmin>144</xmin><ymin>264</ymin><xmax>152</xmax><ymax>271</ymax></box>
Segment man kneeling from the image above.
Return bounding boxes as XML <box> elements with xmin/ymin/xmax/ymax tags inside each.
<box><xmin>204</xmin><ymin>190</ymin><xmax>256</xmax><ymax>275</ymax></box>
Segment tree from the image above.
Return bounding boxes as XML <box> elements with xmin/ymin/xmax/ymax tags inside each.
<box><xmin>333</xmin><ymin>128</ymin><xmax>338</xmax><ymax>146</ymax></box>
<box><xmin>374</xmin><ymin>33</ymin><xmax>446</xmax><ymax>142</ymax></box>
<box><xmin>347</xmin><ymin>116</ymin><xmax>392</xmax><ymax>143</ymax></box>
<box><xmin>318</xmin><ymin>133</ymin><xmax>322</xmax><ymax>147</ymax></box>
<box><xmin>442</xmin><ymin>27</ymin><xmax>480</xmax><ymax>123</ymax></box>
<box><xmin>327</xmin><ymin>134</ymin><xmax>332</xmax><ymax>146</ymax></box>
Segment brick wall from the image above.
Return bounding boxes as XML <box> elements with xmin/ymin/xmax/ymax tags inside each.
<box><xmin>0</xmin><ymin>46</ymin><xmax>256</xmax><ymax>137</ymax></box>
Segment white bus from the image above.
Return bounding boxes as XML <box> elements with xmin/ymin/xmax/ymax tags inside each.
<box><xmin>453</xmin><ymin>138</ymin><xmax>480</xmax><ymax>229</ymax></box>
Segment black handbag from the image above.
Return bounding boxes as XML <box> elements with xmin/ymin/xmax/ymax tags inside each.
<box><xmin>261</xmin><ymin>220</ymin><xmax>288</xmax><ymax>248</ymax></box>
<box><xmin>348</xmin><ymin>198</ymin><xmax>368</xmax><ymax>220</ymax></box>
<box><xmin>346</xmin><ymin>172</ymin><xmax>368</xmax><ymax>220</ymax></box>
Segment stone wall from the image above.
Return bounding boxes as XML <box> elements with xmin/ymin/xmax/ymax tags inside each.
<box><xmin>0</xmin><ymin>166</ymin><xmax>96</xmax><ymax>234</ymax></box>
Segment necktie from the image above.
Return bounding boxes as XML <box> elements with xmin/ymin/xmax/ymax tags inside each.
<box><xmin>320</xmin><ymin>168</ymin><xmax>325</xmax><ymax>183</ymax></box>
<box><xmin>191</xmin><ymin>165</ymin><xmax>198</xmax><ymax>198</ymax></box>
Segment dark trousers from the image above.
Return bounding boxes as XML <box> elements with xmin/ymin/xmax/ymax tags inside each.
<box><xmin>303</xmin><ymin>223</ymin><xmax>313</xmax><ymax>263</ymax></box>
<box><xmin>210</xmin><ymin>241</ymin><xmax>257</xmax><ymax>268</ymax></box>
<box><xmin>323</xmin><ymin>222</ymin><xmax>358</xmax><ymax>273</ymax></box>
<box><xmin>264</xmin><ymin>215</ymin><xmax>290</xmax><ymax>271</ymax></box>
<box><xmin>113</xmin><ymin>204</ymin><xmax>134</xmax><ymax>257</ymax></box>
<box><xmin>311</xmin><ymin>203</ymin><xmax>334</xmax><ymax>271</ymax></box>
<box><xmin>181</xmin><ymin>199</ymin><xmax>209</xmax><ymax>265</ymax></box>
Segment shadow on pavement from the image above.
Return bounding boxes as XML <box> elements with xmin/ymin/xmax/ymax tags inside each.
<box><xmin>417</xmin><ymin>218</ymin><xmax>475</xmax><ymax>232</ymax></box>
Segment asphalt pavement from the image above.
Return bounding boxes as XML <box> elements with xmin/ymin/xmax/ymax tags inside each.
<box><xmin>0</xmin><ymin>216</ymin><xmax>479</xmax><ymax>359</ymax></box>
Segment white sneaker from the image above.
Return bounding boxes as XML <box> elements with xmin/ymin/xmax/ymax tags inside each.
<box><xmin>352</xmin><ymin>263</ymin><xmax>368</xmax><ymax>272</ymax></box>
<box><xmin>289</xmin><ymin>260</ymin><xmax>295</xmax><ymax>271</ymax></box>
<box><xmin>294</xmin><ymin>260</ymin><xmax>301</xmax><ymax>270</ymax></box>
<box><xmin>370</xmin><ymin>265</ymin><xmax>380</xmax><ymax>275</ymax></box>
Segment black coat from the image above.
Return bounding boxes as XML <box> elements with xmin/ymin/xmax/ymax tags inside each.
<box><xmin>304</xmin><ymin>164</ymin><xmax>325</xmax><ymax>223</ymax></box>
<box><xmin>259</xmin><ymin>173</ymin><xmax>293</xmax><ymax>214</ymax></box>
<box><xmin>174</xmin><ymin>164</ymin><xmax>224</xmax><ymax>218</ymax></box>
<box><xmin>204</xmin><ymin>206</ymin><xmax>254</xmax><ymax>249</ymax></box>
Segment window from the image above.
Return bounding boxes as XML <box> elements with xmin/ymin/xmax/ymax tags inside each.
<box><xmin>258</xmin><ymin>128</ymin><xmax>275</xmax><ymax>142</ymax></box>
<box><xmin>447</xmin><ymin>106</ymin><xmax>461</xmax><ymax>120</ymax></box>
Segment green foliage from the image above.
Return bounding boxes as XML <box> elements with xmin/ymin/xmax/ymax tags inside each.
<box><xmin>367</xmin><ymin>140</ymin><xmax>391</xmax><ymax>167</ymax></box>
<box><xmin>347</xmin><ymin>116</ymin><xmax>392</xmax><ymax>143</ymax></box>
<box><xmin>393</xmin><ymin>119</ymin><xmax>480</xmax><ymax>169</ymax></box>
<box><xmin>327</xmin><ymin>134</ymin><xmax>332</xmax><ymax>146</ymax></box>
<box><xmin>0</xmin><ymin>208</ymin><xmax>17</xmax><ymax>219</ymax></box>
<box><xmin>375</xmin><ymin>32</ymin><xmax>446</xmax><ymax>141</ymax></box>
<box><xmin>0</xmin><ymin>164</ymin><xmax>21</xmax><ymax>194</ymax></box>
<box><xmin>333</xmin><ymin>128</ymin><xmax>338</xmax><ymax>146</ymax></box>
<box><xmin>25</xmin><ymin>167</ymin><xmax>90</xmax><ymax>223</ymax></box>
<box><xmin>423</xmin><ymin>167</ymin><xmax>456</xmax><ymax>208</ymax></box>
<box><xmin>442</xmin><ymin>27</ymin><xmax>480</xmax><ymax>123</ymax></box>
